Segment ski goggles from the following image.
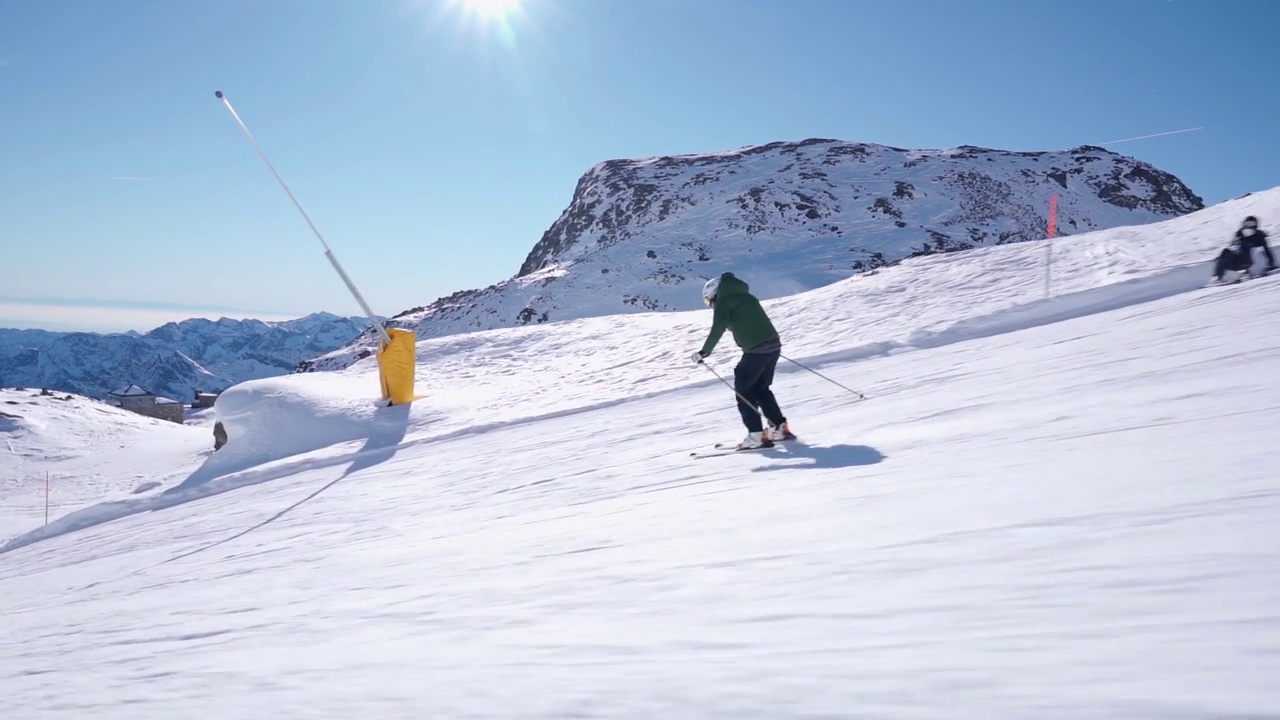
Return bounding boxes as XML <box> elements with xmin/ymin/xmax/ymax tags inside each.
<box><xmin>1243</xmin><ymin>219</ymin><xmax>1258</xmax><ymax>229</ymax></box>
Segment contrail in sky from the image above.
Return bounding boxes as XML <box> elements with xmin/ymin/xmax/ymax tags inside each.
<box><xmin>1097</xmin><ymin>127</ymin><xmax>1204</xmax><ymax>146</ymax></box>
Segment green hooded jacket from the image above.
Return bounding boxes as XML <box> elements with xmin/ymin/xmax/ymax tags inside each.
<box><xmin>699</xmin><ymin>273</ymin><xmax>779</xmax><ymax>357</ymax></box>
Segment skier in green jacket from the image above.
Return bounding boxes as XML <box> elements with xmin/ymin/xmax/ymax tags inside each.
<box><xmin>692</xmin><ymin>272</ymin><xmax>795</xmax><ymax>450</ymax></box>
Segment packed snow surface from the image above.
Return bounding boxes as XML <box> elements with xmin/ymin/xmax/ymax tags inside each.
<box><xmin>0</xmin><ymin>389</ymin><xmax>209</xmax><ymax>538</ymax></box>
<box><xmin>2</xmin><ymin>189</ymin><xmax>1279</xmax><ymax>718</ymax></box>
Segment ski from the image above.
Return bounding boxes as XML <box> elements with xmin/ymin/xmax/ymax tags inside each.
<box><xmin>690</xmin><ymin>445</ymin><xmax>772</xmax><ymax>458</ymax></box>
<box><xmin>689</xmin><ymin>435</ymin><xmax>797</xmax><ymax>458</ymax></box>
<box><xmin>1203</xmin><ymin>269</ymin><xmax>1277</xmax><ymax>288</ymax></box>
<box><xmin>715</xmin><ymin>436</ymin><xmax>797</xmax><ymax>449</ymax></box>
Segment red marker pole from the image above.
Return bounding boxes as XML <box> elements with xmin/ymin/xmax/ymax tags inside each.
<box><xmin>1045</xmin><ymin>194</ymin><xmax>1058</xmax><ymax>298</ymax></box>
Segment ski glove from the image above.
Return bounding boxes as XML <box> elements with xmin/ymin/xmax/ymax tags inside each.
<box><xmin>691</xmin><ymin>350</ymin><xmax>705</xmax><ymax>365</ymax></box>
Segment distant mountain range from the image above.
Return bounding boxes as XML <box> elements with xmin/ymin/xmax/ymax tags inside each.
<box><xmin>300</xmin><ymin>138</ymin><xmax>1203</xmax><ymax>372</ymax></box>
<box><xmin>0</xmin><ymin>312</ymin><xmax>373</xmax><ymax>402</ymax></box>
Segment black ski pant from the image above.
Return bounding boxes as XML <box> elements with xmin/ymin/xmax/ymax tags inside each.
<box><xmin>1217</xmin><ymin>240</ymin><xmax>1277</xmax><ymax>278</ymax></box>
<box><xmin>734</xmin><ymin>345</ymin><xmax>786</xmax><ymax>433</ymax></box>
<box><xmin>1215</xmin><ymin>248</ymin><xmax>1251</xmax><ymax>278</ymax></box>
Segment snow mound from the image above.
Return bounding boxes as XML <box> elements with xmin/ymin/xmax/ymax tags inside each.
<box><xmin>189</xmin><ymin>372</ymin><xmax>440</xmax><ymax>486</ymax></box>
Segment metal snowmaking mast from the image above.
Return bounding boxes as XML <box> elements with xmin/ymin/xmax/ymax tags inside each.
<box><xmin>213</xmin><ymin>90</ymin><xmax>392</xmax><ymax>347</ymax></box>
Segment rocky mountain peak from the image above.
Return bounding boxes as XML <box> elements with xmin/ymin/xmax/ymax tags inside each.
<box><xmin>300</xmin><ymin>138</ymin><xmax>1203</xmax><ymax>372</ymax></box>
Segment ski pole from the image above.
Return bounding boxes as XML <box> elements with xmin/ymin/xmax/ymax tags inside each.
<box><xmin>699</xmin><ymin>361</ymin><xmax>762</xmax><ymax>418</ymax></box>
<box><xmin>780</xmin><ymin>353</ymin><xmax>866</xmax><ymax>401</ymax></box>
<box><xmin>213</xmin><ymin>90</ymin><xmax>392</xmax><ymax>346</ymax></box>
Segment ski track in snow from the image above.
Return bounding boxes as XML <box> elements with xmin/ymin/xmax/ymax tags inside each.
<box><xmin>1</xmin><ymin>189</ymin><xmax>1279</xmax><ymax>718</ymax></box>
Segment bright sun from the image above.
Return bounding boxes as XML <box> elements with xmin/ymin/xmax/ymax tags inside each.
<box><xmin>461</xmin><ymin>0</ymin><xmax>521</xmax><ymax>20</ymax></box>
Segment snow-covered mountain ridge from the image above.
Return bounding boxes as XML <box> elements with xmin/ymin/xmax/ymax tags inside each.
<box><xmin>0</xmin><ymin>312</ymin><xmax>372</xmax><ymax>402</ymax></box>
<box><xmin>301</xmin><ymin>138</ymin><xmax>1203</xmax><ymax>372</ymax></box>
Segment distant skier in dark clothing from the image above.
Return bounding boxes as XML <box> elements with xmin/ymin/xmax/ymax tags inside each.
<box><xmin>1213</xmin><ymin>215</ymin><xmax>1275</xmax><ymax>282</ymax></box>
<box><xmin>692</xmin><ymin>272</ymin><xmax>795</xmax><ymax>450</ymax></box>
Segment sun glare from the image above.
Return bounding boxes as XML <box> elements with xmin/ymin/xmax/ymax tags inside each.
<box><xmin>461</xmin><ymin>0</ymin><xmax>520</xmax><ymax>20</ymax></box>
<box><xmin>425</xmin><ymin>0</ymin><xmax>539</xmax><ymax>54</ymax></box>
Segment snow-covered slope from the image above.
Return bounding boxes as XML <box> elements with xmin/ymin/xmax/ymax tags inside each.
<box><xmin>303</xmin><ymin>140</ymin><xmax>1202</xmax><ymax>371</ymax></box>
<box><xmin>0</xmin><ymin>388</ymin><xmax>210</xmax><ymax>539</ymax></box>
<box><xmin>0</xmin><ymin>311</ymin><xmax>372</xmax><ymax>402</ymax></box>
<box><xmin>1</xmin><ymin>190</ymin><xmax>1277</xmax><ymax>718</ymax></box>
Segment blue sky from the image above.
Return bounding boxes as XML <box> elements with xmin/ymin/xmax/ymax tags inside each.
<box><xmin>2</xmin><ymin>0</ymin><xmax>1277</xmax><ymax>332</ymax></box>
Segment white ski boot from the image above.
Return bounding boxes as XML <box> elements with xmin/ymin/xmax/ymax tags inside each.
<box><xmin>737</xmin><ymin>431</ymin><xmax>773</xmax><ymax>450</ymax></box>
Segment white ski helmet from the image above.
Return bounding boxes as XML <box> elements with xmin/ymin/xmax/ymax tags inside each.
<box><xmin>701</xmin><ymin>275</ymin><xmax>721</xmax><ymax>305</ymax></box>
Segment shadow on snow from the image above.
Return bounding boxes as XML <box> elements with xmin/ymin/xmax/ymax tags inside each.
<box><xmin>161</xmin><ymin>405</ymin><xmax>412</xmax><ymax>564</ymax></box>
<box><xmin>750</xmin><ymin>442</ymin><xmax>886</xmax><ymax>472</ymax></box>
